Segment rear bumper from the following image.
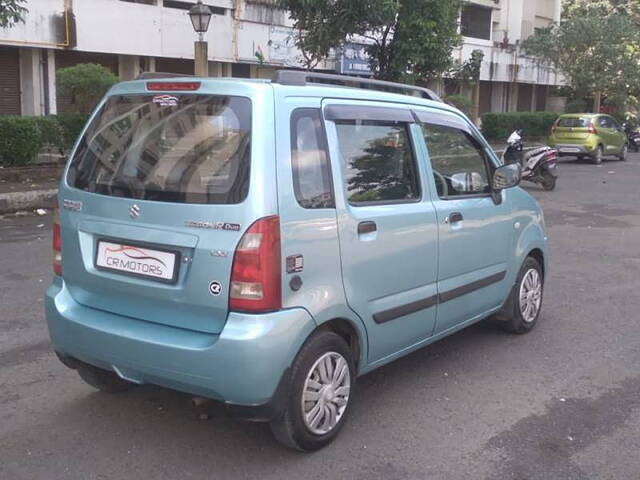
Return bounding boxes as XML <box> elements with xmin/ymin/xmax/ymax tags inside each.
<box><xmin>553</xmin><ymin>144</ymin><xmax>592</xmax><ymax>155</ymax></box>
<box><xmin>45</xmin><ymin>277</ymin><xmax>316</xmax><ymax>415</ymax></box>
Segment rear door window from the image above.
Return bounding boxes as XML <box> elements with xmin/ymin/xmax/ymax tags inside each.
<box><xmin>67</xmin><ymin>94</ymin><xmax>252</xmax><ymax>204</ymax></box>
<box><xmin>334</xmin><ymin>120</ymin><xmax>420</xmax><ymax>205</ymax></box>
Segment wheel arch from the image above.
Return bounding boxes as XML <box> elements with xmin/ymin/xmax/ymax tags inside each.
<box><xmin>527</xmin><ymin>247</ymin><xmax>545</xmax><ymax>279</ymax></box>
<box><xmin>515</xmin><ymin>220</ymin><xmax>548</xmax><ymax>281</ymax></box>
<box><xmin>314</xmin><ymin>318</ymin><xmax>365</xmax><ymax>372</ymax></box>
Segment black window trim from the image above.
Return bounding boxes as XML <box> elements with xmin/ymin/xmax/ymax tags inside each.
<box><xmin>324</xmin><ymin>104</ymin><xmax>414</xmax><ymax>123</ymax></box>
<box><xmin>333</xmin><ymin>117</ymin><xmax>423</xmax><ymax>207</ymax></box>
<box><xmin>418</xmin><ymin>118</ymin><xmax>496</xmax><ymax>201</ymax></box>
<box><xmin>290</xmin><ymin>107</ymin><xmax>336</xmax><ymax>209</ymax></box>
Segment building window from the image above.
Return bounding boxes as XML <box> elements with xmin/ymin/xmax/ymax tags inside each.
<box><xmin>461</xmin><ymin>5</ymin><xmax>492</xmax><ymax>41</ymax></box>
<box><xmin>120</xmin><ymin>0</ymin><xmax>157</xmax><ymax>5</ymax></box>
<box><xmin>163</xmin><ymin>1</ymin><xmax>226</xmax><ymax>15</ymax></box>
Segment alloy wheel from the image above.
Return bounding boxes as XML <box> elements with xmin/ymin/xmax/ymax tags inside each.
<box><xmin>519</xmin><ymin>268</ymin><xmax>542</xmax><ymax>323</ymax></box>
<box><xmin>301</xmin><ymin>352</ymin><xmax>351</xmax><ymax>435</ymax></box>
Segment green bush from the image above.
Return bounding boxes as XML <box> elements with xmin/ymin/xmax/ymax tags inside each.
<box><xmin>481</xmin><ymin>112</ymin><xmax>559</xmax><ymax>140</ymax></box>
<box><xmin>0</xmin><ymin>116</ymin><xmax>43</xmax><ymax>166</ymax></box>
<box><xmin>56</xmin><ymin>112</ymin><xmax>90</xmax><ymax>150</ymax></box>
<box><xmin>443</xmin><ymin>94</ymin><xmax>474</xmax><ymax>117</ymax></box>
<box><xmin>34</xmin><ymin>116</ymin><xmax>65</xmax><ymax>151</ymax></box>
<box><xmin>0</xmin><ymin>113</ymin><xmax>89</xmax><ymax>166</ymax></box>
<box><xmin>57</xmin><ymin>63</ymin><xmax>118</xmax><ymax>114</ymax></box>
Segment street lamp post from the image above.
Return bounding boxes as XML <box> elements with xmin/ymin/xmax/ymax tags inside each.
<box><xmin>189</xmin><ymin>0</ymin><xmax>213</xmax><ymax>77</ymax></box>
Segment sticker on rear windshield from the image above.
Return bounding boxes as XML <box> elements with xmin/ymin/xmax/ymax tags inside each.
<box><xmin>152</xmin><ymin>95</ymin><xmax>178</xmax><ymax>107</ymax></box>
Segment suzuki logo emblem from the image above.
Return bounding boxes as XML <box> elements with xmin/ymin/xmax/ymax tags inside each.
<box><xmin>129</xmin><ymin>204</ymin><xmax>140</xmax><ymax>219</ymax></box>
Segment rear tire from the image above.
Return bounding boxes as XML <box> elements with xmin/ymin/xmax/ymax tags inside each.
<box><xmin>541</xmin><ymin>171</ymin><xmax>556</xmax><ymax>191</ymax></box>
<box><xmin>77</xmin><ymin>363</ymin><xmax>137</xmax><ymax>394</ymax></box>
<box><xmin>592</xmin><ymin>146</ymin><xmax>603</xmax><ymax>165</ymax></box>
<box><xmin>270</xmin><ymin>331</ymin><xmax>355</xmax><ymax>451</ymax></box>
<box><xmin>499</xmin><ymin>257</ymin><xmax>544</xmax><ymax>334</ymax></box>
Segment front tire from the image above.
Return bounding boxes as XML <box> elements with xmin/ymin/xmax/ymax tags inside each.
<box><xmin>77</xmin><ymin>363</ymin><xmax>137</xmax><ymax>394</ymax></box>
<box><xmin>619</xmin><ymin>143</ymin><xmax>628</xmax><ymax>161</ymax></box>
<box><xmin>270</xmin><ymin>331</ymin><xmax>355</xmax><ymax>451</ymax></box>
<box><xmin>499</xmin><ymin>257</ymin><xmax>544</xmax><ymax>334</ymax></box>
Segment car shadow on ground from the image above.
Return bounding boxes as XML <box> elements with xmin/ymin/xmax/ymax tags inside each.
<box><xmin>20</xmin><ymin>320</ymin><xmax>537</xmax><ymax>470</ymax></box>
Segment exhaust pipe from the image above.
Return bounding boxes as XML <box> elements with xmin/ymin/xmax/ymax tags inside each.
<box><xmin>191</xmin><ymin>396</ymin><xmax>211</xmax><ymax>407</ymax></box>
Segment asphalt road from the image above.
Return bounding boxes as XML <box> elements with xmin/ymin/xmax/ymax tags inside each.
<box><xmin>2</xmin><ymin>154</ymin><xmax>640</xmax><ymax>480</ymax></box>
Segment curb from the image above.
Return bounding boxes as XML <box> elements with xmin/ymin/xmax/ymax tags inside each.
<box><xmin>0</xmin><ymin>189</ymin><xmax>58</xmax><ymax>214</ymax></box>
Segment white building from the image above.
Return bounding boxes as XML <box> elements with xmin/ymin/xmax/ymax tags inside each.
<box><xmin>0</xmin><ymin>0</ymin><xmax>315</xmax><ymax>116</ymax></box>
<box><xmin>448</xmin><ymin>0</ymin><xmax>564</xmax><ymax>115</ymax></box>
<box><xmin>0</xmin><ymin>0</ymin><xmax>562</xmax><ymax>117</ymax></box>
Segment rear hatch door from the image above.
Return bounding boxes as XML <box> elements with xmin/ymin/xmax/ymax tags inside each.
<box><xmin>59</xmin><ymin>80</ymin><xmax>275</xmax><ymax>334</ymax></box>
<box><xmin>554</xmin><ymin>116</ymin><xmax>592</xmax><ymax>142</ymax></box>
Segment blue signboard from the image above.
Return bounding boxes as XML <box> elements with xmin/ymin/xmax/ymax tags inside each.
<box><xmin>338</xmin><ymin>43</ymin><xmax>372</xmax><ymax>76</ymax></box>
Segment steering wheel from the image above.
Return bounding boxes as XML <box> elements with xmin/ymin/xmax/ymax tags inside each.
<box><xmin>433</xmin><ymin>169</ymin><xmax>448</xmax><ymax>197</ymax></box>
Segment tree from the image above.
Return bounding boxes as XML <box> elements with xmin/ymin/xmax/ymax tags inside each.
<box><xmin>280</xmin><ymin>0</ymin><xmax>462</xmax><ymax>82</ymax></box>
<box><xmin>447</xmin><ymin>49</ymin><xmax>484</xmax><ymax>120</ymax></box>
<box><xmin>57</xmin><ymin>64</ymin><xmax>118</xmax><ymax>114</ymax></box>
<box><xmin>562</xmin><ymin>0</ymin><xmax>640</xmax><ymax>19</ymax></box>
<box><xmin>278</xmin><ymin>0</ymin><xmax>368</xmax><ymax>70</ymax></box>
<box><xmin>522</xmin><ymin>11</ymin><xmax>640</xmax><ymax>112</ymax></box>
<box><xmin>367</xmin><ymin>0</ymin><xmax>462</xmax><ymax>82</ymax></box>
<box><xmin>0</xmin><ymin>0</ymin><xmax>28</xmax><ymax>28</ymax></box>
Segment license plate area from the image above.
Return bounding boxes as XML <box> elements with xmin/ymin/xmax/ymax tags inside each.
<box><xmin>95</xmin><ymin>239</ymin><xmax>180</xmax><ymax>284</ymax></box>
<box><xmin>560</xmin><ymin>147</ymin><xmax>580</xmax><ymax>153</ymax></box>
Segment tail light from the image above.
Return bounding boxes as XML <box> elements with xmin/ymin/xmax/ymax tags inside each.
<box><xmin>588</xmin><ymin>122</ymin><xmax>597</xmax><ymax>135</ymax></box>
<box><xmin>543</xmin><ymin>149</ymin><xmax>558</xmax><ymax>164</ymax></box>
<box><xmin>147</xmin><ymin>82</ymin><xmax>201</xmax><ymax>91</ymax></box>
<box><xmin>229</xmin><ymin>216</ymin><xmax>281</xmax><ymax>313</ymax></box>
<box><xmin>53</xmin><ymin>210</ymin><xmax>62</xmax><ymax>276</ymax></box>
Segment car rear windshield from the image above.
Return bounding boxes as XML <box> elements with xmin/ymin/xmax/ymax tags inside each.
<box><xmin>557</xmin><ymin>117</ymin><xmax>590</xmax><ymax>128</ymax></box>
<box><xmin>67</xmin><ymin>94</ymin><xmax>251</xmax><ymax>204</ymax></box>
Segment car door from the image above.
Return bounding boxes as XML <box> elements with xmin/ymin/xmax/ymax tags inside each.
<box><xmin>609</xmin><ymin>117</ymin><xmax>627</xmax><ymax>152</ymax></box>
<box><xmin>412</xmin><ymin>108</ymin><xmax>514</xmax><ymax>335</ymax></box>
<box><xmin>322</xmin><ymin>100</ymin><xmax>439</xmax><ymax>363</ymax></box>
<box><xmin>597</xmin><ymin>116</ymin><xmax>619</xmax><ymax>155</ymax></box>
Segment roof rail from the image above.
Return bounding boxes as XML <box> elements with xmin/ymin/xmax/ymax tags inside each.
<box><xmin>136</xmin><ymin>72</ymin><xmax>195</xmax><ymax>80</ymax></box>
<box><xmin>271</xmin><ymin>70</ymin><xmax>442</xmax><ymax>102</ymax></box>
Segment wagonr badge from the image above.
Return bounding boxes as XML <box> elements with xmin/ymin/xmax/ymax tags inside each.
<box><xmin>184</xmin><ymin>220</ymin><xmax>240</xmax><ymax>231</ymax></box>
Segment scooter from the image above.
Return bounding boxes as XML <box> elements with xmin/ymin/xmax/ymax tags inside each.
<box><xmin>622</xmin><ymin>123</ymin><xmax>640</xmax><ymax>152</ymax></box>
<box><xmin>502</xmin><ymin>130</ymin><xmax>558</xmax><ymax>191</ymax></box>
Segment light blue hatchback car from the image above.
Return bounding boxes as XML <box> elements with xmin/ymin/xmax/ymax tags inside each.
<box><xmin>46</xmin><ymin>71</ymin><xmax>548</xmax><ymax>451</ymax></box>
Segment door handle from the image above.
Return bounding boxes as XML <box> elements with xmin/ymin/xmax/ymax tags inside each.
<box><xmin>358</xmin><ymin>221</ymin><xmax>377</xmax><ymax>235</ymax></box>
<box><xmin>445</xmin><ymin>212</ymin><xmax>463</xmax><ymax>224</ymax></box>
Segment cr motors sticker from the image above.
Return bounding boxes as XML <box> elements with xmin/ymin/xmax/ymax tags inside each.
<box><xmin>95</xmin><ymin>240</ymin><xmax>178</xmax><ymax>282</ymax></box>
<box><xmin>152</xmin><ymin>95</ymin><xmax>179</xmax><ymax>107</ymax></box>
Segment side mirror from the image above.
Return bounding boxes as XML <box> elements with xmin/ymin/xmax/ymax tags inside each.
<box><xmin>493</xmin><ymin>163</ymin><xmax>521</xmax><ymax>191</ymax></box>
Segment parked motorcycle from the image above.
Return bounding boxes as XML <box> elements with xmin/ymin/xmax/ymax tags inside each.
<box><xmin>502</xmin><ymin>130</ymin><xmax>559</xmax><ymax>191</ymax></box>
<box><xmin>622</xmin><ymin>122</ymin><xmax>640</xmax><ymax>152</ymax></box>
